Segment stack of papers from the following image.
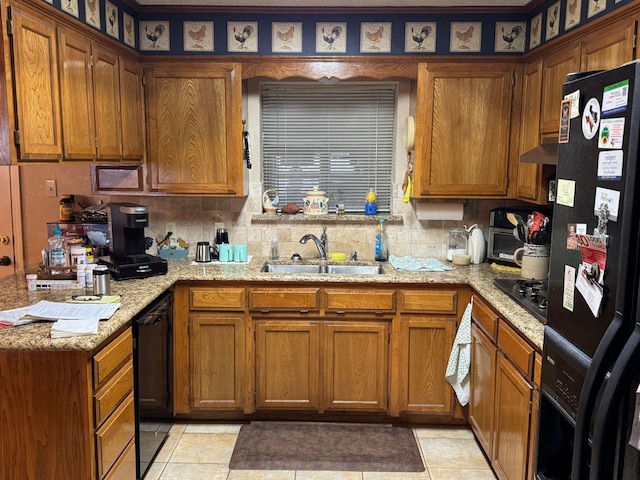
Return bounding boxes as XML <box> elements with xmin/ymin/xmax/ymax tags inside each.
<box><xmin>51</xmin><ymin>318</ymin><xmax>99</xmax><ymax>338</ymax></box>
<box><xmin>0</xmin><ymin>301</ymin><xmax>120</xmax><ymax>338</ymax></box>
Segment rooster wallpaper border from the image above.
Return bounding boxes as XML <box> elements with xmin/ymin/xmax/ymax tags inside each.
<box><xmin>39</xmin><ymin>0</ymin><xmax>634</xmax><ymax>55</ymax></box>
<box><xmin>228</xmin><ymin>22</ymin><xmax>259</xmax><ymax>52</ymax></box>
<box><xmin>360</xmin><ymin>22</ymin><xmax>392</xmax><ymax>53</ymax></box>
<box><xmin>494</xmin><ymin>22</ymin><xmax>526</xmax><ymax>52</ymax></box>
<box><xmin>140</xmin><ymin>21</ymin><xmax>170</xmax><ymax>51</ymax></box>
<box><xmin>105</xmin><ymin>1</ymin><xmax>119</xmax><ymax>40</ymax></box>
<box><xmin>184</xmin><ymin>21</ymin><xmax>214</xmax><ymax>51</ymax></box>
<box><xmin>316</xmin><ymin>23</ymin><xmax>347</xmax><ymax>53</ymax></box>
<box><xmin>272</xmin><ymin>22</ymin><xmax>303</xmax><ymax>53</ymax></box>
<box><xmin>450</xmin><ymin>22</ymin><xmax>481</xmax><ymax>52</ymax></box>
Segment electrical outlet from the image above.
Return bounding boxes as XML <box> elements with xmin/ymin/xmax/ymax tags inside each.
<box><xmin>45</xmin><ymin>180</ymin><xmax>57</xmax><ymax>197</ymax></box>
<box><xmin>166</xmin><ymin>223</ymin><xmax>177</xmax><ymax>236</ymax></box>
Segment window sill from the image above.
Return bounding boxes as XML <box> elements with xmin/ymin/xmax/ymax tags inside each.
<box><xmin>251</xmin><ymin>213</ymin><xmax>403</xmax><ymax>223</ymax></box>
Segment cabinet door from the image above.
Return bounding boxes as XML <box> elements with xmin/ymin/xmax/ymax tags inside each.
<box><xmin>119</xmin><ymin>59</ymin><xmax>145</xmax><ymax>161</ymax></box>
<box><xmin>580</xmin><ymin>19</ymin><xmax>636</xmax><ymax>72</ymax></box>
<box><xmin>397</xmin><ymin>314</ymin><xmax>456</xmax><ymax>414</ymax></box>
<box><xmin>58</xmin><ymin>29</ymin><xmax>96</xmax><ymax>160</ymax></box>
<box><xmin>516</xmin><ymin>60</ymin><xmax>548</xmax><ymax>204</ymax></box>
<box><xmin>145</xmin><ymin>63</ymin><xmax>244</xmax><ymax>195</ymax></box>
<box><xmin>469</xmin><ymin>323</ymin><xmax>497</xmax><ymax>456</ymax></box>
<box><xmin>540</xmin><ymin>44</ymin><xmax>580</xmax><ymax>134</ymax></box>
<box><xmin>93</xmin><ymin>46</ymin><xmax>122</xmax><ymax>160</ymax></box>
<box><xmin>323</xmin><ymin>321</ymin><xmax>388</xmax><ymax>412</ymax></box>
<box><xmin>9</xmin><ymin>7</ymin><xmax>62</xmax><ymax>161</ymax></box>
<box><xmin>190</xmin><ymin>312</ymin><xmax>245</xmax><ymax>410</ymax></box>
<box><xmin>414</xmin><ymin>62</ymin><xmax>515</xmax><ymax>197</ymax></box>
<box><xmin>492</xmin><ymin>354</ymin><xmax>533</xmax><ymax>480</ymax></box>
<box><xmin>255</xmin><ymin>320</ymin><xmax>320</xmax><ymax>410</ymax></box>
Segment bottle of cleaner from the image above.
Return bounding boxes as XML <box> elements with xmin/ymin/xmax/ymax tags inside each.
<box><xmin>48</xmin><ymin>224</ymin><xmax>68</xmax><ymax>271</ymax></box>
<box><xmin>365</xmin><ymin>189</ymin><xmax>377</xmax><ymax>215</ymax></box>
<box><xmin>270</xmin><ymin>230</ymin><xmax>279</xmax><ymax>260</ymax></box>
<box><xmin>375</xmin><ymin>218</ymin><xmax>388</xmax><ymax>262</ymax></box>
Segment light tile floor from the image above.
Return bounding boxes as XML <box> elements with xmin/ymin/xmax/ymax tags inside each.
<box><xmin>144</xmin><ymin>424</ymin><xmax>498</xmax><ymax>480</ymax></box>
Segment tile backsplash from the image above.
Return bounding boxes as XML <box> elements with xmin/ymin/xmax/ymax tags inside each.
<box><xmin>18</xmin><ymin>165</ymin><xmax>526</xmax><ymax>268</ymax></box>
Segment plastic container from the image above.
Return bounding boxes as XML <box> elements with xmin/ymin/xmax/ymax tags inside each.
<box><xmin>26</xmin><ymin>274</ymin><xmax>38</xmax><ymax>291</ymax></box>
<box><xmin>59</xmin><ymin>195</ymin><xmax>74</xmax><ymax>222</ymax></box>
<box><xmin>48</xmin><ymin>224</ymin><xmax>68</xmax><ymax>270</ymax></box>
<box><xmin>447</xmin><ymin>227</ymin><xmax>468</xmax><ymax>261</ymax></box>
<box><xmin>365</xmin><ymin>189</ymin><xmax>378</xmax><ymax>215</ymax></box>
<box><xmin>270</xmin><ymin>231</ymin><xmax>279</xmax><ymax>260</ymax></box>
<box><xmin>375</xmin><ymin>218</ymin><xmax>388</xmax><ymax>262</ymax></box>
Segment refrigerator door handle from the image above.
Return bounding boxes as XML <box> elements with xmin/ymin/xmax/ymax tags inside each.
<box><xmin>572</xmin><ymin>311</ymin><xmax>627</xmax><ymax>479</ymax></box>
<box><xmin>589</xmin><ymin>324</ymin><xmax>640</xmax><ymax>480</ymax></box>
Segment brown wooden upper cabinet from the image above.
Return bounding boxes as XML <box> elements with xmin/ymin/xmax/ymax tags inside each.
<box><xmin>413</xmin><ymin>62</ymin><xmax>518</xmax><ymax>198</ymax></box>
<box><xmin>8</xmin><ymin>6</ymin><xmax>63</xmax><ymax>161</ymax></box>
<box><xmin>58</xmin><ymin>29</ymin><xmax>144</xmax><ymax>162</ymax></box>
<box><xmin>145</xmin><ymin>62</ymin><xmax>245</xmax><ymax>195</ymax></box>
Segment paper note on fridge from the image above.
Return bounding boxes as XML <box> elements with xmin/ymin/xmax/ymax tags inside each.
<box><xmin>593</xmin><ymin>187</ymin><xmax>621</xmax><ymax>221</ymax></box>
<box><xmin>556</xmin><ymin>179</ymin><xmax>576</xmax><ymax>207</ymax></box>
<box><xmin>597</xmin><ymin>150</ymin><xmax>624</xmax><ymax>181</ymax></box>
<box><xmin>576</xmin><ymin>264</ymin><xmax>603</xmax><ymax>318</ymax></box>
<box><xmin>598</xmin><ymin>118</ymin><xmax>625</xmax><ymax>149</ymax></box>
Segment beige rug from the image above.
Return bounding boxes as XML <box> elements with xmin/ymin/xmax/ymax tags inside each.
<box><xmin>229</xmin><ymin>422</ymin><xmax>425</xmax><ymax>472</ymax></box>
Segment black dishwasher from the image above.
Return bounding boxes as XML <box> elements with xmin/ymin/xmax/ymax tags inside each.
<box><xmin>133</xmin><ymin>290</ymin><xmax>173</xmax><ymax>479</ymax></box>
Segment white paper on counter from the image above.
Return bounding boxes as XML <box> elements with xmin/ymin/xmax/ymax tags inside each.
<box><xmin>21</xmin><ymin>301</ymin><xmax>120</xmax><ymax>321</ymax></box>
<box><xmin>50</xmin><ymin>318</ymin><xmax>100</xmax><ymax>338</ymax></box>
<box><xmin>191</xmin><ymin>255</ymin><xmax>253</xmax><ymax>266</ymax></box>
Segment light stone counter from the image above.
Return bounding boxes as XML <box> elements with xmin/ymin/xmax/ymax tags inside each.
<box><xmin>0</xmin><ymin>257</ymin><xmax>544</xmax><ymax>351</ymax></box>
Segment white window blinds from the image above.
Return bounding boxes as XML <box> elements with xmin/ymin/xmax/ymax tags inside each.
<box><xmin>261</xmin><ymin>82</ymin><xmax>396</xmax><ymax>213</ymax></box>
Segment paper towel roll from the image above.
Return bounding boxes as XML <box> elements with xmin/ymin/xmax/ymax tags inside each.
<box><xmin>416</xmin><ymin>202</ymin><xmax>464</xmax><ymax>221</ymax></box>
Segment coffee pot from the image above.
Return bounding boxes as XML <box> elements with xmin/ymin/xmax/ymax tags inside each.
<box><xmin>195</xmin><ymin>242</ymin><xmax>214</xmax><ymax>262</ymax></box>
<box><xmin>214</xmin><ymin>228</ymin><xmax>229</xmax><ymax>259</ymax></box>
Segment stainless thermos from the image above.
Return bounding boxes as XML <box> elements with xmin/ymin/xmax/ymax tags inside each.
<box><xmin>93</xmin><ymin>265</ymin><xmax>111</xmax><ymax>295</ymax></box>
<box><xmin>195</xmin><ymin>242</ymin><xmax>214</xmax><ymax>262</ymax></box>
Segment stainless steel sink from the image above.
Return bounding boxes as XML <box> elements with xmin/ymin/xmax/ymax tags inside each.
<box><xmin>261</xmin><ymin>263</ymin><xmax>384</xmax><ymax>275</ymax></box>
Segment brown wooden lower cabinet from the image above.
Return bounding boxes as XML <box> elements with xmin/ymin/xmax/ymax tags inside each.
<box><xmin>0</xmin><ymin>328</ymin><xmax>134</xmax><ymax>480</ymax></box>
<box><xmin>469</xmin><ymin>295</ymin><xmax>539</xmax><ymax>480</ymax></box>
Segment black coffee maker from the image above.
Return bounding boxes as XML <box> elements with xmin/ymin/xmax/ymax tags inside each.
<box><xmin>99</xmin><ymin>203</ymin><xmax>168</xmax><ymax>280</ymax></box>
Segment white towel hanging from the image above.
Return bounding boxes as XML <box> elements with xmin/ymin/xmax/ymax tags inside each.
<box><xmin>445</xmin><ymin>302</ymin><xmax>473</xmax><ymax>406</ymax></box>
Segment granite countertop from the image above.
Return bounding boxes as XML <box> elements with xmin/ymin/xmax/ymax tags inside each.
<box><xmin>0</xmin><ymin>257</ymin><xmax>544</xmax><ymax>352</ymax></box>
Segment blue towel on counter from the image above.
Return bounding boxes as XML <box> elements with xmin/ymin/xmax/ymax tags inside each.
<box><xmin>445</xmin><ymin>302</ymin><xmax>472</xmax><ymax>406</ymax></box>
<box><xmin>389</xmin><ymin>255</ymin><xmax>452</xmax><ymax>272</ymax></box>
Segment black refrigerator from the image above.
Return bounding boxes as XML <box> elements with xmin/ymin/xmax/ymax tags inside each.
<box><xmin>536</xmin><ymin>62</ymin><xmax>640</xmax><ymax>480</ymax></box>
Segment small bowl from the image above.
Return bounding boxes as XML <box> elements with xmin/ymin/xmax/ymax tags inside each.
<box><xmin>452</xmin><ymin>254</ymin><xmax>471</xmax><ymax>266</ymax></box>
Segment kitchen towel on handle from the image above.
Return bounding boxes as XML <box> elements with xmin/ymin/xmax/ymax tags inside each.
<box><xmin>445</xmin><ymin>302</ymin><xmax>472</xmax><ymax>406</ymax></box>
<box><xmin>389</xmin><ymin>255</ymin><xmax>452</xmax><ymax>272</ymax></box>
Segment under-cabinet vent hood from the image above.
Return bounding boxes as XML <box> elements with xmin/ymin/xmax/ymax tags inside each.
<box><xmin>520</xmin><ymin>137</ymin><xmax>558</xmax><ymax>165</ymax></box>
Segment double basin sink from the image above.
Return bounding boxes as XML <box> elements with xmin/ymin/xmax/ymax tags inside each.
<box><xmin>261</xmin><ymin>262</ymin><xmax>385</xmax><ymax>275</ymax></box>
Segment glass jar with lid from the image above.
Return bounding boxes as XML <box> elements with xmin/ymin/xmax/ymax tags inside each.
<box><xmin>447</xmin><ymin>227</ymin><xmax>468</xmax><ymax>261</ymax></box>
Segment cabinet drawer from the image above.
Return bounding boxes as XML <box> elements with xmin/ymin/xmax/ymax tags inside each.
<box><xmin>190</xmin><ymin>287</ymin><xmax>246</xmax><ymax>310</ymax></box>
<box><xmin>399</xmin><ymin>290</ymin><xmax>458</xmax><ymax>314</ymax></box>
<box><xmin>103</xmin><ymin>439</ymin><xmax>136</xmax><ymax>480</ymax></box>
<box><xmin>471</xmin><ymin>295</ymin><xmax>498</xmax><ymax>341</ymax></box>
<box><xmin>94</xmin><ymin>360</ymin><xmax>134</xmax><ymax>427</ymax></box>
<box><xmin>93</xmin><ymin>329</ymin><xmax>132</xmax><ymax>390</ymax></box>
<box><xmin>324</xmin><ymin>289</ymin><xmax>395</xmax><ymax>313</ymax></box>
<box><xmin>498</xmin><ymin>321</ymin><xmax>534</xmax><ymax>379</ymax></box>
<box><xmin>96</xmin><ymin>393</ymin><xmax>135</xmax><ymax>479</ymax></box>
<box><xmin>249</xmin><ymin>288</ymin><xmax>320</xmax><ymax>312</ymax></box>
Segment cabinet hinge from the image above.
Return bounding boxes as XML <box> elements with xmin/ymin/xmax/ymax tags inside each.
<box><xmin>13</xmin><ymin>130</ymin><xmax>20</xmax><ymax>145</ymax></box>
<box><xmin>142</xmin><ymin>75</ymin><xmax>147</xmax><ymax>86</ymax></box>
<box><xmin>6</xmin><ymin>20</ymin><xmax>13</xmax><ymax>36</ymax></box>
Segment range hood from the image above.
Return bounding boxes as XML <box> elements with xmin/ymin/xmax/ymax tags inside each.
<box><xmin>520</xmin><ymin>137</ymin><xmax>558</xmax><ymax>165</ymax></box>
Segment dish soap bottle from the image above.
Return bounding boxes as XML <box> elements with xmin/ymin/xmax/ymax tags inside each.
<box><xmin>375</xmin><ymin>218</ymin><xmax>388</xmax><ymax>262</ymax></box>
<box><xmin>270</xmin><ymin>230</ymin><xmax>279</xmax><ymax>260</ymax></box>
<box><xmin>365</xmin><ymin>189</ymin><xmax>377</xmax><ymax>215</ymax></box>
<box><xmin>48</xmin><ymin>224</ymin><xmax>68</xmax><ymax>271</ymax></box>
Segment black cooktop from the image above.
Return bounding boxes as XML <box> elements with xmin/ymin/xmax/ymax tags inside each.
<box><xmin>493</xmin><ymin>278</ymin><xmax>548</xmax><ymax>324</ymax></box>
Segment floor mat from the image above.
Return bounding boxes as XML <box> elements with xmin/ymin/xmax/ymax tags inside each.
<box><xmin>229</xmin><ymin>422</ymin><xmax>425</xmax><ymax>472</ymax></box>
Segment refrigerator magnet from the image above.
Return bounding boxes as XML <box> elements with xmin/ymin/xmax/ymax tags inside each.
<box><xmin>597</xmin><ymin>150</ymin><xmax>624</xmax><ymax>181</ymax></box>
<box><xmin>594</xmin><ymin>187</ymin><xmax>620</xmax><ymax>222</ymax></box>
<box><xmin>582</xmin><ymin>98</ymin><xmax>601</xmax><ymax>140</ymax></box>
<box><xmin>559</xmin><ymin>99</ymin><xmax>571</xmax><ymax>143</ymax></box>
<box><xmin>576</xmin><ymin>263</ymin><xmax>604</xmax><ymax>318</ymax></box>
<box><xmin>598</xmin><ymin>118</ymin><xmax>625</xmax><ymax>149</ymax></box>
<box><xmin>602</xmin><ymin>79</ymin><xmax>629</xmax><ymax>116</ymax></box>
<box><xmin>556</xmin><ymin>179</ymin><xmax>576</xmax><ymax>207</ymax></box>
<box><xmin>563</xmin><ymin>264</ymin><xmax>575</xmax><ymax>312</ymax></box>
